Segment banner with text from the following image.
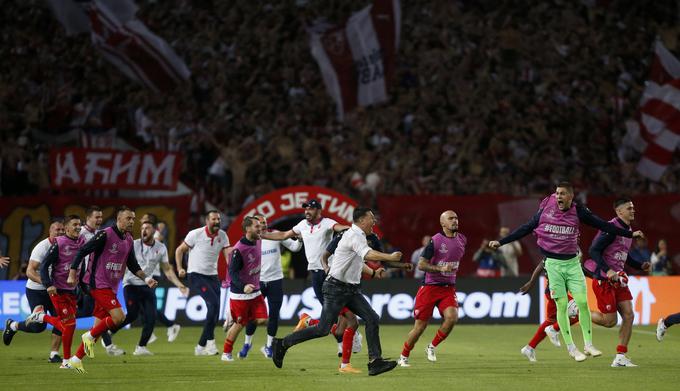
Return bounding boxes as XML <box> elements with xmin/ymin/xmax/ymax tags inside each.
<box><xmin>50</xmin><ymin>148</ymin><xmax>182</xmax><ymax>190</ymax></box>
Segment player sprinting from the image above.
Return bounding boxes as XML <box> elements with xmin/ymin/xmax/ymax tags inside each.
<box><xmin>657</xmin><ymin>312</ymin><xmax>680</xmax><ymax>341</ymax></box>
<box><xmin>221</xmin><ymin>217</ymin><xmax>268</xmax><ymax>362</ymax></box>
<box><xmin>28</xmin><ymin>215</ymin><xmax>85</xmax><ymax>369</ymax></box>
<box><xmin>3</xmin><ymin>220</ymin><xmax>65</xmax><ymax>363</ymax></box>
<box><xmin>518</xmin><ymin>262</ymin><xmax>579</xmax><ymax>362</ymax></box>
<box><xmin>59</xmin><ymin>206</ymin><xmax>157</xmax><ymax>373</ymax></box>
<box><xmin>582</xmin><ymin>198</ymin><xmax>650</xmax><ymax>367</ymax></box>
<box><xmin>236</xmin><ymin>214</ymin><xmax>302</xmax><ymax>359</ymax></box>
<box><xmin>399</xmin><ymin>210</ymin><xmax>466</xmax><ymax>367</ymax></box>
<box><xmin>489</xmin><ymin>182</ymin><xmax>643</xmax><ymax>362</ymax></box>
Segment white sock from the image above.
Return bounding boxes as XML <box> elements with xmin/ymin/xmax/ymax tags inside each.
<box><xmin>428</xmin><ymin>343</ymin><xmax>435</xmax><ymax>349</ymax></box>
<box><xmin>340</xmin><ymin>362</ymin><xmax>348</xmax><ymax>368</ymax></box>
<box><xmin>84</xmin><ymin>331</ymin><xmax>93</xmax><ymax>339</ymax></box>
<box><xmin>71</xmin><ymin>356</ymin><xmax>81</xmax><ymax>363</ymax></box>
<box><xmin>584</xmin><ymin>342</ymin><xmax>593</xmax><ymax>348</ymax></box>
<box><xmin>567</xmin><ymin>343</ymin><xmax>576</xmax><ymax>351</ymax></box>
<box><xmin>615</xmin><ymin>353</ymin><xmax>625</xmax><ymax>359</ymax></box>
<box><xmin>10</xmin><ymin>321</ymin><xmax>18</xmax><ymax>331</ymax></box>
<box><xmin>337</xmin><ymin>342</ymin><xmax>342</xmax><ymax>351</ymax></box>
<box><xmin>266</xmin><ymin>335</ymin><xmax>274</xmax><ymax>348</ymax></box>
<box><xmin>525</xmin><ymin>345</ymin><xmax>534</xmax><ymax>351</ymax></box>
<box><xmin>50</xmin><ymin>351</ymin><xmax>59</xmax><ymax>358</ymax></box>
<box><xmin>245</xmin><ymin>334</ymin><xmax>253</xmax><ymax>345</ymax></box>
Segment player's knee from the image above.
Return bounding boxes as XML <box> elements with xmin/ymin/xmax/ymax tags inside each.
<box><xmin>255</xmin><ymin>318</ymin><xmax>267</xmax><ymax>326</ymax></box>
<box><xmin>111</xmin><ymin>312</ymin><xmax>125</xmax><ymax>325</ymax></box>
<box><xmin>603</xmin><ymin>317</ymin><xmax>617</xmax><ymax>328</ymax></box>
<box><xmin>620</xmin><ymin>310</ymin><xmax>634</xmax><ymax>323</ymax></box>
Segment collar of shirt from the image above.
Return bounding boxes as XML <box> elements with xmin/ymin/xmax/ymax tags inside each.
<box><xmin>84</xmin><ymin>224</ymin><xmax>96</xmax><ymax>234</ymax></box>
<box><xmin>204</xmin><ymin>225</ymin><xmax>219</xmax><ymax>245</ymax></box>
<box><xmin>350</xmin><ymin>224</ymin><xmax>366</xmax><ymax>237</ymax></box>
<box><xmin>239</xmin><ymin>236</ymin><xmax>256</xmax><ymax>246</ymax></box>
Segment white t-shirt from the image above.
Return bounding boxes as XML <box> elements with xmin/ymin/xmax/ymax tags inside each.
<box><xmin>124</xmin><ymin>239</ymin><xmax>168</xmax><ymax>286</ymax></box>
<box><xmin>293</xmin><ymin>217</ymin><xmax>338</xmax><ymax>271</ymax></box>
<box><xmin>328</xmin><ymin>224</ymin><xmax>371</xmax><ymax>284</ymax></box>
<box><xmin>184</xmin><ymin>226</ymin><xmax>229</xmax><ymax>276</ymax></box>
<box><xmin>26</xmin><ymin>238</ymin><xmax>53</xmax><ymax>290</ymax></box>
<box><xmin>260</xmin><ymin>236</ymin><xmax>302</xmax><ymax>282</ymax></box>
<box><xmin>79</xmin><ymin>224</ymin><xmax>98</xmax><ymax>272</ymax></box>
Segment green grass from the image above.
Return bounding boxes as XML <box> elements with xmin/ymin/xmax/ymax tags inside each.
<box><xmin>0</xmin><ymin>324</ymin><xmax>677</xmax><ymax>391</ymax></box>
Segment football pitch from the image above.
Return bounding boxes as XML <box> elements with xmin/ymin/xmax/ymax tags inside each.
<box><xmin>0</xmin><ymin>324</ymin><xmax>676</xmax><ymax>391</ymax></box>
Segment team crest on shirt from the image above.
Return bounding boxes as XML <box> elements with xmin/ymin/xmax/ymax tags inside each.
<box><xmin>546</xmin><ymin>208</ymin><xmax>556</xmax><ymax>218</ymax></box>
<box><xmin>62</xmin><ymin>308</ymin><xmax>68</xmax><ymax>315</ymax></box>
<box><xmin>247</xmin><ymin>254</ymin><xmax>256</xmax><ymax>263</ymax></box>
<box><xmin>108</xmin><ymin>243</ymin><xmax>119</xmax><ymax>254</ymax></box>
<box><xmin>63</xmin><ymin>245</ymin><xmax>73</xmax><ymax>256</ymax></box>
<box><xmin>111</xmin><ymin>299</ymin><xmax>117</xmax><ymax>305</ymax></box>
<box><xmin>438</xmin><ymin>243</ymin><xmax>448</xmax><ymax>254</ymax></box>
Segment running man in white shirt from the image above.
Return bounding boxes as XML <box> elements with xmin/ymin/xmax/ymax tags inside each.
<box><xmin>261</xmin><ymin>199</ymin><xmax>348</xmax><ymax>328</ymax></box>
<box><xmin>3</xmin><ymin>220</ymin><xmax>65</xmax><ymax>363</ymax></box>
<box><xmin>237</xmin><ymin>214</ymin><xmax>302</xmax><ymax>359</ymax></box>
<box><xmin>272</xmin><ymin>207</ymin><xmax>400</xmax><ymax>376</ymax></box>
<box><xmin>75</xmin><ymin>206</ymin><xmax>124</xmax><ymax>356</ymax></box>
<box><xmin>116</xmin><ymin>221</ymin><xmax>188</xmax><ymax>355</ymax></box>
<box><xmin>175</xmin><ymin>210</ymin><xmax>230</xmax><ymax>355</ymax></box>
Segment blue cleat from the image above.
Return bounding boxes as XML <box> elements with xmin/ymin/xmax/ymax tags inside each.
<box><xmin>237</xmin><ymin>343</ymin><xmax>252</xmax><ymax>359</ymax></box>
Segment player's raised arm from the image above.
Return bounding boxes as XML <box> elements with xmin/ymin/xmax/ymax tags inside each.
<box><xmin>161</xmin><ymin>262</ymin><xmax>189</xmax><ymax>296</ymax></box>
<box><xmin>576</xmin><ymin>204</ymin><xmax>642</xmax><ymax>238</ymax></box>
<box><xmin>519</xmin><ymin>262</ymin><xmax>544</xmax><ymax>295</ymax></box>
<box><xmin>489</xmin><ymin>211</ymin><xmax>541</xmax><ymax>249</ymax></box>
<box><xmin>261</xmin><ymin>229</ymin><xmax>297</xmax><ymax>241</ymax></box>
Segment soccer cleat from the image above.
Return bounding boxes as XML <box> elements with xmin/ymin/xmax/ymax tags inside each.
<box><xmin>656</xmin><ymin>318</ymin><xmax>667</xmax><ymax>342</ymax></box>
<box><xmin>221</xmin><ymin>353</ymin><xmax>234</xmax><ymax>362</ymax></box>
<box><xmin>520</xmin><ymin>345</ymin><xmax>537</xmax><ymax>362</ymax></box>
<box><xmin>584</xmin><ymin>344</ymin><xmax>602</xmax><ymax>357</ymax></box>
<box><xmin>425</xmin><ymin>344</ymin><xmax>437</xmax><ymax>362</ymax></box>
<box><xmin>195</xmin><ymin>345</ymin><xmax>213</xmax><ymax>356</ymax></box>
<box><xmin>82</xmin><ymin>332</ymin><xmax>96</xmax><ymax>358</ymax></box>
<box><xmin>25</xmin><ymin>305</ymin><xmax>44</xmax><ymax>326</ymax></box>
<box><xmin>398</xmin><ymin>355</ymin><xmax>411</xmax><ymax>367</ymax></box>
<box><xmin>352</xmin><ymin>331</ymin><xmax>363</xmax><ymax>354</ymax></box>
<box><xmin>338</xmin><ymin>363</ymin><xmax>362</xmax><ymax>374</ymax></box>
<box><xmin>611</xmin><ymin>354</ymin><xmax>638</xmax><ymax>367</ymax></box>
<box><xmin>271</xmin><ymin>338</ymin><xmax>288</xmax><ymax>368</ymax></box>
<box><xmin>544</xmin><ymin>325</ymin><xmax>561</xmax><ymax>347</ymax></box>
<box><xmin>59</xmin><ymin>362</ymin><xmax>73</xmax><ymax>370</ymax></box>
<box><xmin>293</xmin><ymin>313</ymin><xmax>311</xmax><ymax>332</ymax></box>
<box><xmin>238</xmin><ymin>343</ymin><xmax>252</xmax><ymax>359</ymax></box>
<box><xmin>49</xmin><ymin>354</ymin><xmax>63</xmax><ymax>363</ymax></box>
<box><xmin>68</xmin><ymin>358</ymin><xmax>85</xmax><ymax>374</ymax></box>
<box><xmin>204</xmin><ymin>340</ymin><xmax>219</xmax><ymax>355</ymax></box>
<box><xmin>105</xmin><ymin>344</ymin><xmax>126</xmax><ymax>356</ymax></box>
<box><xmin>3</xmin><ymin>319</ymin><xmax>17</xmax><ymax>346</ymax></box>
<box><xmin>133</xmin><ymin>346</ymin><xmax>154</xmax><ymax>356</ymax></box>
<box><xmin>367</xmin><ymin>357</ymin><xmax>398</xmax><ymax>376</ymax></box>
<box><xmin>167</xmin><ymin>324</ymin><xmax>181</xmax><ymax>342</ymax></box>
<box><xmin>260</xmin><ymin>345</ymin><xmax>272</xmax><ymax>358</ymax></box>
<box><xmin>148</xmin><ymin>333</ymin><xmax>158</xmax><ymax>345</ymax></box>
<box><xmin>568</xmin><ymin>347</ymin><xmax>587</xmax><ymax>362</ymax></box>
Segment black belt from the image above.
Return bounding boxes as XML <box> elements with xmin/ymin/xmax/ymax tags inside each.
<box><xmin>326</xmin><ymin>276</ymin><xmax>360</xmax><ymax>288</ymax></box>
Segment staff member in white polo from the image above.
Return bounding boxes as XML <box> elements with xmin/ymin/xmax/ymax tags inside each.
<box><xmin>175</xmin><ymin>210</ymin><xmax>230</xmax><ymax>355</ymax></box>
<box><xmin>271</xmin><ymin>207</ymin><xmax>401</xmax><ymax>377</ymax></box>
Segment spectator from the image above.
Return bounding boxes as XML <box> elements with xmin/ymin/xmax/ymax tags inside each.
<box><xmin>498</xmin><ymin>226</ymin><xmax>522</xmax><ymax>277</ymax></box>
<box><xmin>651</xmin><ymin>239</ymin><xmax>672</xmax><ymax>276</ymax></box>
<box><xmin>473</xmin><ymin>239</ymin><xmax>506</xmax><ymax>278</ymax></box>
<box><xmin>628</xmin><ymin>237</ymin><xmax>652</xmax><ymax>274</ymax></box>
<box><xmin>410</xmin><ymin>235</ymin><xmax>431</xmax><ymax>280</ymax></box>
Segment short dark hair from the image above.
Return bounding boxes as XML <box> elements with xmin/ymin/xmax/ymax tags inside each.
<box><xmin>353</xmin><ymin>207</ymin><xmax>373</xmax><ymax>222</ymax></box>
<box><xmin>253</xmin><ymin>213</ymin><xmax>266</xmax><ymax>219</ymax></box>
<box><xmin>65</xmin><ymin>214</ymin><xmax>81</xmax><ymax>224</ymax></box>
<box><xmin>613</xmin><ymin>197</ymin><xmax>632</xmax><ymax>209</ymax></box>
<box><xmin>242</xmin><ymin>216</ymin><xmax>257</xmax><ymax>232</ymax></box>
<box><xmin>85</xmin><ymin>205</ymin><xmax>102</xmax><ymax>217</ymax></box>
<box><xmin>115</xmin><ymin>206</ymin><xmax>134</xmax><ymax>218</ymax></box>
<box><xmin>205</xmin><ymin>210</ymin><xmax>220</xmax><ymax>219</ymax></box>
<box><xmin>142</xmin><ymin>213</ymin><xmax>158</xmax><ymax>225</ymax></box>
<box><xmin>51</xmin><ymin>218</ymin><xmax>64</xmax><ymax>225</ymax></box>
<box><xmin>141</xmin><ymin>220</ymin><xmax>156</xmax><ymax>229</ymax></box>
<box><xmin>555</xmin><ymin>181</ymin><xmax>573</xmax><ymax>193</ymax></box>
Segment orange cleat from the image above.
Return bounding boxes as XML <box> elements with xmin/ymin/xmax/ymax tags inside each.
<box><xmin>293</xmin><ymin>313</ymin><xmax>311</xmax><ymax>332</ymax></box>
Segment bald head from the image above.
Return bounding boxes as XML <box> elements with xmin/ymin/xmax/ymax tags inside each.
<box><xmin>439</xmin><ymin>210</ymin><xmax>459</xmax><ymax>236</ymax></box>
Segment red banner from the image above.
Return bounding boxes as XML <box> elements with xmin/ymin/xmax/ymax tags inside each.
<box><xmin>49</xmin><ymin>148</ymin><xmax>182</xmax><ymax>190</ymax></box>
<box><xmin>377</xmin><ymin>194</ymin><xmax>680</xmax><ymax>277</ymax></box>
<box><xmin>0</xmin><ymin>196</ymin><xmax>191</xmax><ymax>279</ymax></box>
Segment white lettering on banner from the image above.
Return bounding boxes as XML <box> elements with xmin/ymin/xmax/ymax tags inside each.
<box><xmin>109</xmin><ymin>154</ymin><xmax>140</xmax><ymax>185</ymax></box>
<box><xmin>280</xmin><ymin>294</ymin><xmax>302</xmax><ymax>319</ymax></box>
<box><xmin>54</xmin><ymin>151</ymin><xmax>81</xmax><ymax>185</ymax></box>
<box><xmin>628</xmin><ymin>276</ymin><xmax>656</xmax><ymax>325</ymax></box>
<box><xmin>489</xmin><ymin>292</ymin><xmax>530</xmax><ymax>318</ymax></box>
<box><xmin>84</xmin><ymin>152</ymin><xmax>112</xmax><ymax>184</ymax></box>
<box><xmin>326</xmin><ymin>195</ymin><xmax>354</xmax><ymax>222</ymax></box>
<box><xmin>21</xmin><ymin>294</ymin><xmax>30</xmax><ymax>314</ymax></box>
<box><xmin>298</xmin><ymin>287</ymin><xmax>323</xmax><ymax>319</ymax></box>
<box><xmin>386</xmin><ymin>293</ymin><xmax>412</xmax><ymax>320</ymax></box>
<box><xmin>138</xmin><ymin>154</ymin><xmax>175</xmax><ymax>186</ymax></box>
<box><xmin>370</xmin><ymin>293</ymin><xmax>391</xmax><ymax>317</ymax></box>
<box><xmin>280</xmin><ymin>192</ymin><xmax>309</xmax><ymax>212</ymax></box>
<box><xmin>460</xmin><ymin>292</ymin><xmax>491</xmax><ymax>319</ymax></box>
<box><xmin>2</xmin><ymin>292</ymin><xmax>20</xmax><ymax>314</ymax></box>
<box><xmin>164</xmin><ymin>288</ymin><xmax>187</xmax><ymax>321</ymax></box>
<box><xmin>185</xmin><ymin>295</ymin><xmax>208</xmax><ymax>321</ymax></box>
<box><xmin>244</xmin><ymin>200</ymin><xmax>276</xmax><ymax>219</ymax></box>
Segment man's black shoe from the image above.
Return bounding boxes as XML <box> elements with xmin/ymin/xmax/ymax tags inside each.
<box><xmin>3</xmin><ymin>319</ymin><xmax>16</xmax><ymax>346</ymax></box>
<box><xmin>368</xmin><ymin>357</ymin><xmax>397</xmax><ymax>376</ymax></box>
<box><xmin>271</xmin><ymin>338</ymin><xmax>287</xmax><ymax>368</ymax></box>
<box><xmin>49</xmin><ymin>354</ymin><xmax>63</xmax><ymax>363</ymax></box>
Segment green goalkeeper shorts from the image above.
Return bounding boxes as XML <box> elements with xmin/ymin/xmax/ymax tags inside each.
<box><xmin>544</xmin><ymin>255</ymin><xmax>587</xmax><ymax>299</ymax></box>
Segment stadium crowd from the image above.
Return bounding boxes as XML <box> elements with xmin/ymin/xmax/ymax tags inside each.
<box><xmin>2</xmin><ymin>0</ymin><xmax>680</xmax><ymax>214</ymax></box>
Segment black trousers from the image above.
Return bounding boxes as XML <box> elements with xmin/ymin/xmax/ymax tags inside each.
<box><xmin>120</xmin><ymin>285</ymin><xmax>156</xmax><ymax>347</ymax></box>
<box><xmin>245</xmin><ymin>278</ymin><xmax>283</xmax><ymax>339</ymax></box>
<box><xmin>282</xmin><ymin>278</ymin><xmax>382</xmax><ymax>360</ymax></box>
<box><xmin>310</xmin><ymin>270</ymin><xmax>326</xmax><ymax>305</ymax></box>
<box><xmin>189</xmin><ymin>273</ymin><xmax>220</xmax><ymax>346</ymax></box>
<box><xmin>18</xmin><ymin>288</ymin><xmax>61</xmax><ymax>336</ymax></box>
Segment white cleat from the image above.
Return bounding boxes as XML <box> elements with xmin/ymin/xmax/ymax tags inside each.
<box><xmin>352</xmin><ymin>331</ymin><xmax>363</xmax><ymax>354</ymax></box>
<box><xmin>105</xmin><ymin>344</ymin><xmax>126</xmax><ymax>356</ymax></box>
<box><xmin>611</xmin><ymin>354</ymin><xmax>638</xmax><ymax>367</ymax></box>
<box><xmin>544</xmin><ymin>325</ymin><xmax>561</xmax><ymax>347</ymax></box>
<box><xmin>220</xmin><ymin>353</ymin><xmax>234</xmax><ymax>362</ymax></box>
<box><xmin>425</xmin><ymin>344</ymin><xmax>437</xmax><ymax>362</ymax></box>
<box><xmin>133</xmin><ymin>346</ymin><xmax>154</xmax><ymax>356</ymax></box>
<box><xmin>148</xmin><ymin>333</ymin><xmax>158</xmax><ymax>345</ymax></box>
<box><xmin>25</xmin><ymin>305</ymin><xmax>45</xmax><ymax>326</ymax></box>
<box><xmin>398</xmin><ymin>355</ymin><xmax>411</xmax><ymax>367</ymax></box>
<box><xmin>656</xmin><ymin>318</ymin><xmax>667</xmax><ymax>342</ymax></box>
<box><xmin>167</xmin><ymin>324</ymin><xmax>181</xmax><ymax>342</ymax></box>
<box><xmin>195</xmin><ymin>344</ymin><xmax>218</xmax><ymax>356</ymax></box>
<box><xmin>568</xmin><ymin>347</ymin><xmax>587</xmax><ymax>362</ymax></box>
<box><xmin>520</xmin><ymin>345</ymin><xmax>537</xmax><ymax>362</ymax></box>
<box><xmin>204</xmin><ymin>339</ymin><xmax>219</xmax><ymax>355</ymax></box>
<box><xmin>584</xmin><ymin>344</ymin><xmax>602</xmax><ymax>357</ymax></box>
<box><xmin>59</xmin><ymin>360</ymin><xmax>73</xmax><ymax>370</ymax></box>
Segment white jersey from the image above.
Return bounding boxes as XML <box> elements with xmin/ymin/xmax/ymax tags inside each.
<box><xmin>260</xmin><ymin>235</ymin><xmax>302</xmax><ymax>282</ymax></box>
<box><xmin>124</xmin><ymin>239</ymin><xmax>168</xmax><ymax>286</ymax></box>
<box><xmin>293</xmin><ymin>217</ymin><xmax>338</xmax><ymax>271</ymax></box>
<box><xmin>184</xmin><ymin>226</ymin><xmax>229</xmax><ymax>276</ymax></box>
<box><xmin>26</xmin><ymin>238</ymin><xmax>54</xmax><ymax>290</ymax></box>
<box><xmin>328</xmin><ymin>224</ymin><xmax>370</xmax><ymax>285</ymax></box>
<box><xmin>79</xmin><ymin>224</ymin><xmax>98</xmax><ymax>272</ymax></box>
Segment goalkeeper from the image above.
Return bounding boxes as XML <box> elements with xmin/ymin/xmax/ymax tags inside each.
<box><xmin>582</xmin><ymin>198</ymin><xmax>650</xmax><ymax>368</ymax></box>
<box><xmin>489</xmin><ymin>183</ymin><xmax>644</xmax><ymax>362</ymax></box>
